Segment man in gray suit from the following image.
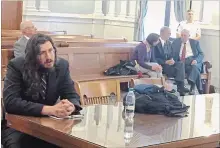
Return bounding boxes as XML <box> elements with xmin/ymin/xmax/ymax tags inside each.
<box><xmin>13</xmin><ymin>21</ymin><xmax>37</xmax><ymax>57</ymax></box>
<box><xmin>172</xmin><ymin>29</ymin><xmax>204</xmax><ymax>95</ymax></box>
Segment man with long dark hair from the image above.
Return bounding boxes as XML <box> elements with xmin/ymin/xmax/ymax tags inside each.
<box><xmin>2</xmin><ymin>34</ymin><xmax>82</xmax><ymax>148</ymax></box>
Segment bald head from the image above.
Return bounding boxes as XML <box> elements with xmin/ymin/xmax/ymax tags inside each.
<box><xmin>160</xmin><ymin>26</ymin><xmax>171</xmax><ymax>41</ymax></box>
<box><xmin>181</xmin><ymin>29</ymin><xmax>190</xmax><ymax>43</ymax></box>
<box><xmin>20</xmin><ymin>21</ymin><xmax>37</xmax><ymax>37</ymax></box>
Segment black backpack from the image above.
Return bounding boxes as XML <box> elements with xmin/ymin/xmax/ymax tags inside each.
<box><xmin>104</xmin><ymin>60</ymin><xmax>137</xmax><ymax>76</ymax></box>
<box><xmin>123</xmin><ymin>85</ymin><xmax>190</xmax><ymax>117</ymax></box>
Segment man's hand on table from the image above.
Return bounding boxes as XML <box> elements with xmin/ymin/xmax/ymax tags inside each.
<box><xmin>41</xmin><ymin>99</ymin><xmax>76</xmax><ymax>118</ymax></box>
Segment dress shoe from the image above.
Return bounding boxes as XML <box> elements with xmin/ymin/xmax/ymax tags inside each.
<box><xmin>177</xmin><ymin>81</ymin><xmax>189</xmax><ymax>93</ymax></box>
<box><xmin>183</xmin><ymin>86</ymin><xmax>190</xmax><ymax>93</ymax></box>
<box><xmin>198</xmin><ymin>89</ymin><xmax>204</xmax><ymax>94</ymax></box>
<box><xmin>179</xmin><ymin>91</ymin><xmax>186</xmax><ymax>96</ymax></box>
<box><xmin>189</xmin><ymin>91</ymin><xmax>195</xmax><ymax>95</ymax></box>
<box><xmin>177</xmin><ymin>87</ymin><xmax>189</xmax><ymax>93</ymax></box>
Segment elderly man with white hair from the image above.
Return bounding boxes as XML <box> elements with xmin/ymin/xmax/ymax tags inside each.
<box><xmin>172</xmin><ymin>29</ymin><xmax>204</xmax><ymax>95</ymax></box>
<box><xmin>13</xmin><ymin>20</ymin><xmax>37</xmax><ymax>57</ymax></box>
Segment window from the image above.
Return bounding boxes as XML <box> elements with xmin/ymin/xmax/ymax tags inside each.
<box><xmin>169</xmin><ymin>0</ymin><xmax>219</xmax><ymax>36</ymax></box>
<box><xmin>191</xmin><ymin>0</ymin><xmax>219</xmax><ymax>25</ymax></box>
<box><xmin>191</xmin><ymin>1</ymin><xmax>202</xmax><ymax>21</ymax></box>
<box><xmin>169</xmin><ymin>1</ymin><xmax>178</xmax><ymax>38</ymax></box>
<box><xmin>143</xmin><ymin>1</ymin><xmax>166</xmax><ymax>38</ymax></box>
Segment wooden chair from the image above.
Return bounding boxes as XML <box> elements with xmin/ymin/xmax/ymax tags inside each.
<box><xmin>1</xmin><ymin>49</ymin><xmax>14</xmax><ymax>80</ymax></box>
<box><xmin>130</xmin><ymin>77</ymin><xmax>165</xmax><ymax>88</ymax></box>
<box><xmin>75</xmin><ymin>79</ymin><xmax>121</xmax><ymax>106</ymax></box>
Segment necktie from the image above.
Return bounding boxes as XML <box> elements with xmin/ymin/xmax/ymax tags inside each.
<box><xmin>164</xmin><ymin>41</ymin><xmax>168</xmax><ymax>59</ymax></box>
<box><xmin>41</xmin><ymin>73</ymin><xmax>47</xmax><ymax>100</ymax></box>
<box><xmin>181</xmin><ymin>43</ymin><xmax>186</xmax><ymax>61</ymax></box>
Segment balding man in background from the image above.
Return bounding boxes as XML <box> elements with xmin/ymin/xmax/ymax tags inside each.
<box><xmin>154</xmin><ymin>26</ymin><xmax>189</xmax><ymax>96</ymax></box>
<box><xmin>13</xmin><ymin>21</ymin><xmax>37</xmax><ymax>57</ymax></box>
<box><xmin>172</xmin><ymin>29</ymin><xmax>204</xmax><ymax>95</ymax></box>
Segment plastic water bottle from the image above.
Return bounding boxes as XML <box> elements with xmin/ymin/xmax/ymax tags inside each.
<box><xmin>124</xmin><ymin>118</ymin><xmax>134</xmax><ymax>146</ymax></box>
<box><xmin>125</xmin><ymin>88</ymin><xmax>135</xmax><ymax>119</ymax></box>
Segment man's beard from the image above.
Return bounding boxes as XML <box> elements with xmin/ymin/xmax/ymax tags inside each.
<box><xmin>39</xmin><ymin>59</ymin><xmax>55</xmax><ymax>73</ymax></box>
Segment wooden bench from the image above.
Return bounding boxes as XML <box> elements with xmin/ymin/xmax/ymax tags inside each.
<box><xmin>1</xmin><ymin>40</ymin><xmax>16</xmax><ymax>49</ymax></box>
<box><xmin>1</xmin><ymin>44</ymin><xmax>212</xmax><ymax>94</ymax></box>
<box><xmin>50</xmin><ymin>34</ymin><xmax>93</xmax><ymax>40</ymax></box>
<box><xmin>2</xmin><ymin>30</ymin><xmax>67</xmax><ymax>37</ymax></box>
<box><xmin>2</xmin><ymin>30</ymin><xmax>22</xmax><ymax>37</ymax></box>
<box><xmin>56</xmin><ymin>46</ymin><xmax>212</xmax><ymax>93</ymax></box>
<box><xmin>56</xmin><ymin>46</ymin><xmax>143</xmax><ymax>83</ymax></box>
<box><xmin>1</xmin><ymin>49</ymin><xmax>14</xmax><ymax>80</ymax></box>
<box><xmin>2</xmin><ymin>36</ymin><xmax>19</xmax><ymax>41</ymax></box>
<box><xmin>55</xmin><ymin>41</ymin><xmax>139</xmax><ymax>47</ymax></box>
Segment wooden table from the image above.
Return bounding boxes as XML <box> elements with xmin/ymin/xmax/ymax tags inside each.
<box><xmin>6</xmin><ymin>94</ymin><xmax>220</xmax><ymax>148</ymax></box>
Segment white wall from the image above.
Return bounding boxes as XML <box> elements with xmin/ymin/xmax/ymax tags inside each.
<box><xmin>23</xmin><ymin>0</ymin><xmax>137</xmax><ymax>41</ymax></box>
<box><xmin>23</xmin><ymin>0</ymin><xmax>219</xmax><ymax>88</ymax></box>
<box><xmin>200</xmin><ymin>28</ymin><xmax>220</xmax><ymax>88</ymax></box>
<box><xmin>48</xmin><ymin>1</ymin><xmax>95</xmax><ymax>14</ymax></box>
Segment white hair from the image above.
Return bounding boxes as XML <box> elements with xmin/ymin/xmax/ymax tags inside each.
<box><xmin>181</xmin><ymin>29</ymin><xmax>190</xmax><ymax>35</ymax></box>
<box><xmin>20</xmin><ymin>21</ymin><xmax>33</xmax><ymax>31</ymax></box>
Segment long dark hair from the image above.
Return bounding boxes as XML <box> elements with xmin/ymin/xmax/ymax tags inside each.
<box><xmin>23</xmin><ymin>33</ymin><xmax>57</xmax><ymax>96</ymax></box>
<box><xmin>146</xmin><ymin>33</ymin><xmax>159</xmax><ymax>46</ymax></box>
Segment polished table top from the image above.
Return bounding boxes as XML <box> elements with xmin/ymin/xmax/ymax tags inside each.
<box><xmin>6</xmin><ymin>93</ymin><xmax>220</xmax><ymax>147</ymax></box>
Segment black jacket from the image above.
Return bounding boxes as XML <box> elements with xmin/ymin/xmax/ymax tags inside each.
<box><xmin>154</xmin><ymin>40</ymin><xmax>173</xmax><ymax>65</ymax></box>
<box><xmin>3</xmin><ymin>56</ymin><xmax>82</xmax><ymax>116</ymax></box>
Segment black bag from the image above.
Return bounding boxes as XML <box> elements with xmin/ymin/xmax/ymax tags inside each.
<box><xmin>123</xmin><ymin>85</ymin><xmax>190</xmax><ymax>117</ymax></box>
<box><xmin>104</xmin><ymin>60</ymin><xmax>137</xmax><ymax>76</ymax></box>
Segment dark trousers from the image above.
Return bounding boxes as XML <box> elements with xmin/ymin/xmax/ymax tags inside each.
<box><xmin>1</xmin><ymin>124</ymin><xmax>60</xmax><ymax>148</ymax></box>
<box><xmin>185</xmin><ymin>58</ymin><xmax>202</xmax><ymax>91</ymax></box>
<box><xmin>162</xmin><ymin>59</ymin><xmax>202</xmax><ymax>91</ymax></box>
<box><xmin>162</xmin><ymin>61</ymin><xmax>185</xmax><ymax>82</ymax></box>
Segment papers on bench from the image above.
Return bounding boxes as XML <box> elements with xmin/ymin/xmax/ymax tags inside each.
<box><xmin>49</xmin><ymin>114</ymin><xmax>84</xmax><ymax>120</ymax></box>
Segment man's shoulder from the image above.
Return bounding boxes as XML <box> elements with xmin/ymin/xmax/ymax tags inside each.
<box><xmin>8</xmin><ymin>56</ymin><xmax>25</xmax><ymax>70</ymax></box>
<box><xmin>172</xmin><ymin>38</ymin><xmax>181</xmax><ymax>44</ymax></box>
<box><xmin>189</xmin><ymin>39</ymin><xmax>199</xmax><ymax>44</ymax></box>
<box><xmin>56</xmin><ymin>57</ymin><xmax>69</xmax><ymax>69</ymax></box>
<box><xmin>15</xmin><ymin>36</ymin><xmax>28</xmax><ymax>45</ymax></box>
<box><xmin>135</xmin><ymin>42</ymin><xmax>145</xmax><ymax>49</ymax></box>
<box><xmin>179</xmin><ymin>20</ymin><xmax>187</xmax><ymax>25</ymax></box>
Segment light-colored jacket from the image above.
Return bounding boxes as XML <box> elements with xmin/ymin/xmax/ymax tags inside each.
<box><xmin>13</xmin><ymin>36</ymin><xmax>29</xmax><ymax>58</ymax></box>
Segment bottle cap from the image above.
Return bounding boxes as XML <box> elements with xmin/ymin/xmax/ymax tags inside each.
<box><xmin>128</xmin><ymin>88</ymin><xmax>134</xmax><ymax>91</ymax></box>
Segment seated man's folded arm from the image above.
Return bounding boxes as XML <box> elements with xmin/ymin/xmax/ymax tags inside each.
<box><xmin>3</xmin><ymin>61</ymin><xmax>44</xmax><ymax>116</ymax></box>
<box><xmin>194</xmin><ymin>41</ymin><xmax>204</xmax><ymax>63</ymax></box>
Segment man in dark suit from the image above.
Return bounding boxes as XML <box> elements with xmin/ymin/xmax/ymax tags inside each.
<box><xmin>2</xmin><ymin>34</ymin><xmax>82</xmax><ymax>148</ymax></box>
<box><xmin>154</xmin><ymin>26</ymin><xmax>189</xmax><ymax>96</ymax></box>
<box><xmin>172</xmin><ymin>29</ymin><xmax>204</xmax><ymax>95</ymax></box>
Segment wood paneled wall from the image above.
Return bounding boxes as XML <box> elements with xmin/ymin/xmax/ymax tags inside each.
<box><xmin>1</xmin><ymin>1</ymin><xmax>23</xmax><ymax>30</ymax></box>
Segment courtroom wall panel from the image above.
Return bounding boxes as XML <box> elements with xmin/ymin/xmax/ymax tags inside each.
<box><xmin>1</xmin><ymin>1</ymin><xmax>23</xmax><ymax>30</ymax></box>
<box><xmin>200</xmin><ymin>29</ymin><xmax>220</xmax><ymax>88</ymax></box>
<box><xmin>48</xmin><ymin>1</ymin><xmax>95</xmax><ymax>14</ymax></box>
